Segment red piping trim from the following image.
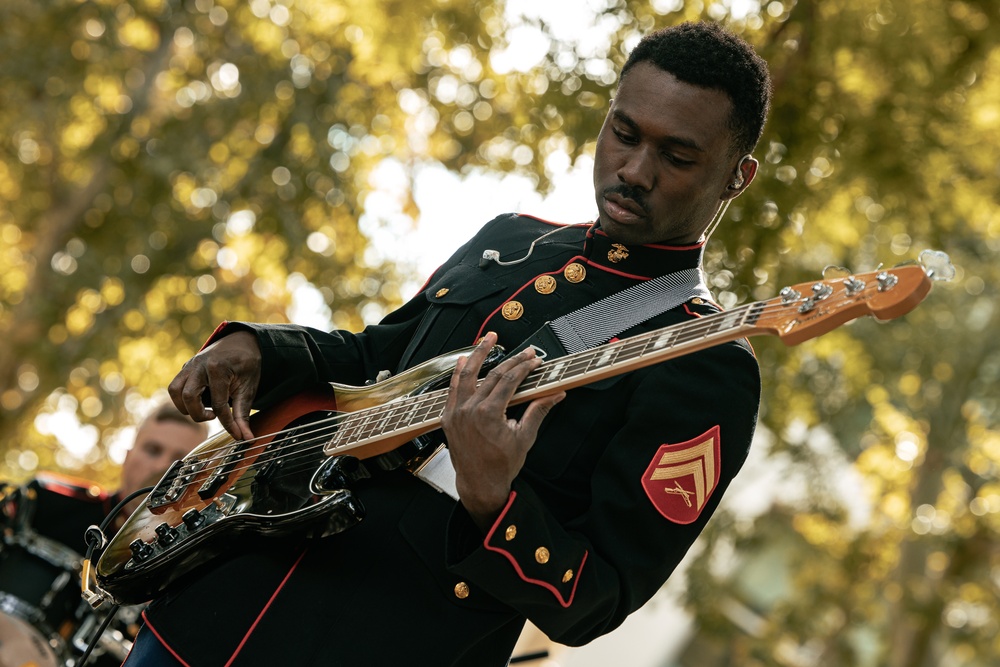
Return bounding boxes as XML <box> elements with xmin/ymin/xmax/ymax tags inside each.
<box><xmin>589</xmin><ymin>227</ymin><xmax>707</xmax><ymax>251</ymax></box>
<box><xmin>682</xmin><ymin>304</ymin><xmax>703</xmax><ymax>318</ymax></box>
<box><xmin>224</xmin><ymin>547</ymin><xmax>308</xmax><ymax>666</ymax></box>
<box><xmin>139</xmin><ymin>613</ymin><xmax>193</xmax><ymax>667</ymax></box>
<box><xmin>580</xmin><ymin>258</ymin><xmax>654</xmax><ymax>281</ymax></box>
<box><xmin>482</xmin><ymin>492</ymin><xmax>587</xmax><ymax>608</ymax></box>
<box><xmin>201</xmin><ymin>321</ymin><xmax>231</xmax><ymax>351</ymax></box>
<box><xmin>473</xmin><ymin>254</ymin><xmax>661</xmax><ymax>342</ymax></box>
<box><xmin>416</xmin><ymin>265</ymin><xmax>443</xmax><ymax>294</ymax></box>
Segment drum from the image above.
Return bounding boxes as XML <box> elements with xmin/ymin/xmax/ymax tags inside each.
<box><xmin>0</xmin><ymin>531</ymin><xmax>82</xmax><ymax>666</ymax></box>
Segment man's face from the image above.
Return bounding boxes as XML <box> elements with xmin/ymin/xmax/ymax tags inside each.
<box><xmin>593</xmin><ymin>61</ymin><xmax>739</xmax><ymax>246</ymax></box>
<box><xmin>118</xmin><ymin>419</ymin><xmax>204</xmax><ymax>497</ymax></box>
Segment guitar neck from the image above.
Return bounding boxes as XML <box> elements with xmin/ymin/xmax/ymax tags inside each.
<box><xmin>326</xmin><ymin>303</ymin><xmax>763</xmax><ymax>455</ymax></box>
<box><xmin>324</xmin><ymin>259</ymin><xmax>937</xmax><ymax>456</ymax></box>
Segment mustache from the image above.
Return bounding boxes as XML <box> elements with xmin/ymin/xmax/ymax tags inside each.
<box><xmin>602</xmin><ymin>183</ymin><xmax>649</xmax><ymax>214</ymax></box>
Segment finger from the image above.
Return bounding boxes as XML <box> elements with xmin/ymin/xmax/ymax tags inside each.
<box><xmin>205</xmin><ymin>373</ymin><xmax>240</xmax><ymax>439</ymax></box>
<box><xmin>446</xmin><ymin>354</ymin><xmax>470</xmax><ymax>413</ymax></box>
<box><xmin>176</xmin><ymin>372</ymin><xmax>215</xmax><ymax>423</ymax></box>
<box><xmin>479</xmin><ymin>349</ymin><xmax>542</xmax><ymax>406</ymax></box>
<box><xmin>518</xmin><ymin>392</ymin><xmax>566</xmax><ymax>440</ymax></box>
<box><xmin>462</xmin><ymin>333</ymin><xmax>497</xmax><ymax>383</ymax></box>
<box><xmin>229</xmin><ymin>387</ymin><xmax>255</xmax><ymax>441</ymax></box>
<box><xmin>167</xmin><ymin>369</ymin><xmax>192</xmax><ymax>416</ymax></box>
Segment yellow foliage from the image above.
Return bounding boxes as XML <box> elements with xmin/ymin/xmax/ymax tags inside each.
<box><xmin>117</xmin><ymin>16</ymin><xmax>161</xmax><ymax>52</ymax></box>
<box><xmin>65</xmin><ymin>305</ymin><xmax>95</xmax><ymax>336</ymax></box>
<box><xmin>101</xmin><ymin>277</ymin><xmax>125</xmax><ymax>307</ymax></box>
<box><xmin>791</xmin><ymin>513</ymin><xmax>849</xmax><ymax>558</ymax></box>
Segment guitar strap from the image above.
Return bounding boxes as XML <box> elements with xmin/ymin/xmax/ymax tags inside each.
<box><xmin>415</xmin><ymin>267</ymin><xmax>711</xmax><ymax>500</ymax></box>
<box><xmin>512</xmin><ymin>267</ymin><xmax>711</xmax><ymax>358</ymax></box>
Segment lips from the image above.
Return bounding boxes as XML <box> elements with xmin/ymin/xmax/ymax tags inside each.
<box><xmin>603</xmin><ymin>192</ymin><xmax>647</xmax><ymax>223</ymax></box>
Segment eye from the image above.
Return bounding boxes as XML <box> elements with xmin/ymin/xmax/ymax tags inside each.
<box><xmin>612</xmin><ymin>127</ymin><xmax>637</xmax><ymax>144</ymax></box>
<box><xmin>662</xmin><ymin>153</ymin><xmax>695</xmax><ymax>167</ymax></box>
<box><xmin>143</xmin><ymin>442</ymin><xmax>164</xmax><ymax>457</ymax></box>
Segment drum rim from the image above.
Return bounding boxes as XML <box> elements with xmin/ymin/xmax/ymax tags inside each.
<box><xmin>4</xmin><ymin>532</ymin><xmax>84</xmax><ymax>570</ymax></box>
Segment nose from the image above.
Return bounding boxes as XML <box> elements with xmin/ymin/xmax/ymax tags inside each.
<box><xmin>617</xmin><ymin>144</ymin><xmax>655</xmax><ymax>191</ymax></box>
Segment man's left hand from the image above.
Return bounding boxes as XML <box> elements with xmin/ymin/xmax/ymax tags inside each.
<box><xmin>442</xmin><ymin>332</ymin><xmax>565</xmax><ymax>532</ymax></box>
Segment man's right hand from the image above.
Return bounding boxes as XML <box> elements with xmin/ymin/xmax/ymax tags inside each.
<box><xmin>168</xmin><ymin>330</ymin><xmax>261</xmax><ymax>441</ymax></box>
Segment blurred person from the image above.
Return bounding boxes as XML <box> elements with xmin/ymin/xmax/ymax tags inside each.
<box><xmin>122</xmin><ymin>21</ymin><xmax>771</xmax><ymax>667</ymax></box>
<box><xmin>0</xmin><ymin>403</ymin><xmax>207</xmax><ymax>666</ymax></box>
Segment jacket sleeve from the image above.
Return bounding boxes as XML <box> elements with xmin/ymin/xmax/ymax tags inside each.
<box><xmin>198</xmin><ymin>216</ymin><xmax>513</xmax><ymax>408</ymax></box>
<box><xmin>444</xmin><ymin>338</ymin><xmax>760</xmax><ymax>644</ymax></box>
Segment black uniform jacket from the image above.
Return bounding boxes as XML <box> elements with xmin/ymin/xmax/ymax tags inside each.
<box><xmin>143</xmin><ymin>214</ymin><xmax>761</xmax><ymax>666</ymax></box>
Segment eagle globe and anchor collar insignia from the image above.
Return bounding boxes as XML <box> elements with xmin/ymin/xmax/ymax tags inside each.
<box><xmin>607</xmin><ymin>243</ymin><xmax>629</xmax><ymax>263</ymax></box>
<box><xmin>641</xmin><ymin>425</ymin><xmax>721</xmax><ymax>525</ymax></box>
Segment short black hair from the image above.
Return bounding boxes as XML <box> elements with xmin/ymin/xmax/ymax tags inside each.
<box><xmin>621</xmin><ymin>22</ymin><xmax>772</xmax><ymax>156</ymax></box>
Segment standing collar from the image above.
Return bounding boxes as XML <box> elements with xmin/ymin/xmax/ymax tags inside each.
<box><xmin>582</xmin><ymin>222</ymin><xmax>705</xmax><ymax>279</ymax></box>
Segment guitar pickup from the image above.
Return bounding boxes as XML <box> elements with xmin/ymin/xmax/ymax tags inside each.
<box><xmin>147</xmin><ymin>460</ymin><xmax>185</xmax><ymax>509</ymax></box>
<box><xmin>197</xmin><ymin>452</ymin><xmax>243</xmax><ymax>500</ymax></box>
<box><xmin>148</xmin><ymin>458</ymin><xmax>206</xmax><ymax>509</ymax></box>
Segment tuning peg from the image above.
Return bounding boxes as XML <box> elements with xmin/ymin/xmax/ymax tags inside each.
<box><xmin>918</xmin><ymin>250</ymin><xmax>955</xmax><ymax>282</ymax></box>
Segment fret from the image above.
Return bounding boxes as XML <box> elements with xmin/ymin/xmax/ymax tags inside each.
<box><xmin>715</xmin><ymin>309</ymin><xmax>744</xmax><ymax>333</ymax></box>
<box><xmin>591</xmin><ymin>345</ymin><xmax>618</xmax><ymax>369</ymax></box>
<box><xmin>541</xmin><ymin>359</ymin><xmax>569</xmax><ymax>384</ymax></box>
<box><xmin>404</xmin><ymin>397</ymin><xmax>429</xmax><ymax>426</ymax></box>
<box><xmin>649</xmin><ymin>328</ymin><xmax>676</xmax><ymax>350</ymax></box>
<box><xmin>382</xmin><ymin>401</ymin><xmax>409</xmax><ymax>434</ymax></box>
<box><xmin>743</xmin><ymin>301</ymin><xmax>765</xmax><ymax>326</ymax></box>
<box><xmin>619</xmin><ymin>336</ymin><xmax>647</xmax><ymax>360</ymax></box>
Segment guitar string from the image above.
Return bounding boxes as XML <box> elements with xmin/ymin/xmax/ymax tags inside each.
<box><xmin>149</xmin><ymin>286</ymin><xmax>871</xmax><ymax>499</ymax></box>
<box><xmin>153</xmin><ymin>283</ymin><xmax>884</xmax><ymax>497</ymax></box>
<box><xmin>157</xmin><ymin>295</ymin><xmax>759</xmax><ymax>483</ymax></box>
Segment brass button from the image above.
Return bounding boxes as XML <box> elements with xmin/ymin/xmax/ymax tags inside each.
<box><xmin>454</xmin><ymin>582</ymin><xmax>470</xmax><ymax>599</ymax></box>
<box><xmin>562</xmin><ymin>569</ymin><xmax>574</xmax><ymax>583</ymax></box>
<box><xmin>564</xmin><ymin>263</ymin><xmax>586</xmax><ymax>283</ymax></box>
<box><xmin>535</xmin><ymin>547</ymin><xmax>550</xmax><ymax>564</ymax></box>
<box><xmin>607</xmin><ymin>243</ymin><xmax>629</xmax><ymax>263</ymax></box>
<box><xmin>435</xmin><ymin>288</ymin><xmax>449</xmax><ymax>298</ymax></box>
<box><xmin>501</xmin><ymin>300</ymin><xmax>524</xmax><ymax>321</ymax></box>
<box><xmin>505</xmin><ymin>525</ymin><xmax>517</xmax><ymax>541</ymax></box>
<box><xmin>534</xmin><ymin>275</ymin><xmax>557</xmax><ymax>295</ymax></box>
<box><xmin>691</xmin><ymin>297</ymin><xmax>704</xmax><ymax>305</ymax></box>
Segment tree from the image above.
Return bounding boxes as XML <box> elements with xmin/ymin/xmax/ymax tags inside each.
<box><xmin>3</xmin><ymin>1</ymin><xmax>998</xmax><ymax>664</ymax></box>
<box><xmin>0</xmin><ymin>0</ymin><xmax>591</xmax><ymax>484</ymax></box>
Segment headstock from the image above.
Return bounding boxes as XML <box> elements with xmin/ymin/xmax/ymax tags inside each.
<box><xmin>749</xmin><ymin>251</ymin><xmax>952</xmax><ymax>346</ymax></box>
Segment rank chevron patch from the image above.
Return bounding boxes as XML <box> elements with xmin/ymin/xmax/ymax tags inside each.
<box><xmin>641</xmin><ymin>425</ymin><xmax>721</xmax><ymax>525</ymax></box>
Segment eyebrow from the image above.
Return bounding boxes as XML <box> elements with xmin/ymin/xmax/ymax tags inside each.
<box><xmin>612</xmin><ymin>109</ymin><xmax>705</xmax><ymax>153</ymax></box>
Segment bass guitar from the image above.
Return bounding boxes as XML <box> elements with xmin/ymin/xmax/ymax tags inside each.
<box><xmin>91</xmin><ymin>254</ymin><xmax>951</xmax><ymax>605</ymax></box>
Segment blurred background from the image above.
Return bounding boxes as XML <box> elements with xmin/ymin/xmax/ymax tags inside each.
<box><xmin>1</xmin><ymin>0</ymin><xmax>997</xmax><ymax>665</ymax></box>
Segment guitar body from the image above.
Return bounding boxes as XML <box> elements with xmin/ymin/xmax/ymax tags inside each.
<box><xmin>95</xmin><ymin>347</ymin><xmax>483</xmax><ymax>604</ymax></box>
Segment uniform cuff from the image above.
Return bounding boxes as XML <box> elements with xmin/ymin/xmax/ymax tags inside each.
<box><xmin>446</xmin><ymin>482</ymin><xmax>587</xmax><ymax>608</ymax></box>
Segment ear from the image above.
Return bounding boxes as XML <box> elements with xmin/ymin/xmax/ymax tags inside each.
<box><xmin>721</xmin><ymin>155</ymin><xmax>758</xmax><ymax>200</ymax></box>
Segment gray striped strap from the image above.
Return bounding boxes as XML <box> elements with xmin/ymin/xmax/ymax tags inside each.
<box><xmin>549</xmin><ymin>267</ymin><xmax>711</xmax><ymax>355</ymax></box>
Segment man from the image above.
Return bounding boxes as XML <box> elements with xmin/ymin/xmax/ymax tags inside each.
<box><xmin>126</xmin><ymin>21</ymin><xmax>771</xmax><ymax>666</ymax></box>
<box><xmin>1</xmin><ymin>402</ymin><xmax>208</xmax><ymax>553</ymax></box>
<box><xmin>0</xmin><ymin>403</ymin><xmax>207</xmax><ymax>665</ymax></box>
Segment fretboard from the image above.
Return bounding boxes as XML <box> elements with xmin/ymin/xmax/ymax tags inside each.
<box><xmin>324</xmin><ymin>301</ymin><xmax>763</xmax><ymax>454</ymax></box>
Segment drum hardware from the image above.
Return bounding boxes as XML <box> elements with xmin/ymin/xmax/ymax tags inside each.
<box><xmin>0</xmin><ymin>531</ymin><xmax>83</xmax><ymax>667</ymax></box>
<box><xmin>76</xmin><ymin>484</ymin><xmax>153</xmax><ymax>666</ymax></box>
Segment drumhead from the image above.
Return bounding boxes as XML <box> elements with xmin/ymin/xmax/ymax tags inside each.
<box><xmin>0</xmin><ymin>612</ymin><xmax>62</xmax><ymax>667</ymax></box>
